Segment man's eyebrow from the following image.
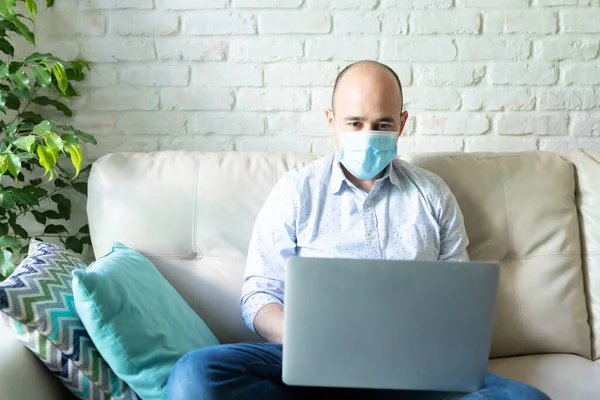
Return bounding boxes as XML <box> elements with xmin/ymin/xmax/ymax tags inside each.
<box><xmin>343</xmin><ymin>116</ymin><xmax>365</xmax><ymax>121</ymax></box>
<box><xmin>343</xmin><ymin>116</ymin><xmax>397</xmax><ymax>123</ymax></box>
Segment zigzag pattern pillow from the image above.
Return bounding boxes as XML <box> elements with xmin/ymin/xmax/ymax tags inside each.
<box><xmin>0</xmin><ymin>239</ymin><xmax>138</xmax><ymax>400</ymax></box>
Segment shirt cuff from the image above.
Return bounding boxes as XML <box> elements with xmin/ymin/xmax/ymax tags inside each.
<box><xmin>241</xmin><ymin>292</ymin><xmax>283</xmax><ymax>333</ymax></box>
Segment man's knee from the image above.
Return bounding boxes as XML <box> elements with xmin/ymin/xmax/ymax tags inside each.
<box><xmin>480</xmin><ymin>373</ymin><xmax>551</xmax><ymax>400</ymax></box>
<box><xmin>167</xmin><ymin>346</ymin><xmax>225</xmax><ymax>400</ymax></box>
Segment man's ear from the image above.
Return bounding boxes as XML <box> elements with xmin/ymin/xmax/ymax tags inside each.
<box><xmin>326</xmin><ymin>108</ymin><xmax>335</xmax><ymax>133</ymax></box>
<box><xmin>398</xmin><ymin>111</ymin><xmax>409</xmax><ymax>137</ymax></box>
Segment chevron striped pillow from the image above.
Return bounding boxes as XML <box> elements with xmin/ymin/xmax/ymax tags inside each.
<box><xmin>0</xmin><ymin>239</ymin><xmax>139</xmax><ymax>400</ymax></box>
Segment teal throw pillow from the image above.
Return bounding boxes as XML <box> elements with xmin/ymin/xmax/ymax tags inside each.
<box><xmin>72</xmin><ymin>242</ymin><xmax>220</xmax><ymax>400</ymax></box>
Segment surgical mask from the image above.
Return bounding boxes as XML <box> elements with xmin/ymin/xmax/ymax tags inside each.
<box><xmin>338</xmin><ymin>130</ymin><xmax>398</xmax><ymax>180</ymax></box>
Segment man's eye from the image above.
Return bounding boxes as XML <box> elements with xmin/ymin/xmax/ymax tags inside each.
<box><xmin>379</xmin><ymin>124</ymin><xmax>392</xmax><ymax>130</ymax></box>
<box><xmin>349</xmin><ymin>122</ymin><xmax>361</xmax><ymax>128</ymax></box>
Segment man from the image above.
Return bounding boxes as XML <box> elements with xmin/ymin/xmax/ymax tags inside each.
<box><xmin>167</xmin><ymin>61</ymin><xmax>550</xmax><ymax>400</ymax></box>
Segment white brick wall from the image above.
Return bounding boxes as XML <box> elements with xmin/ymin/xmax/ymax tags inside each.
<box><xmin>29</xmin><ymin>0</ymin><xmax>600</xmax><ymax>158</ymax></box>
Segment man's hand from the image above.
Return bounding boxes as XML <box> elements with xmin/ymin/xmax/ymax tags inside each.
<box><xmin>254</xmin><ymin>303</ymin><xmax>284</xmax><ymax>344</ymax></box>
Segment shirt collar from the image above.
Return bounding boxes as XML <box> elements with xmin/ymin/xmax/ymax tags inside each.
<box><xmin>329</xmin><ymin>154</ymin><xmax>399</xmax><ymax>194</ymax></box>
<box><xmin>329</xmin><ymin>153</ymin><xmax>346</xmax><ymax>194</ymax></box>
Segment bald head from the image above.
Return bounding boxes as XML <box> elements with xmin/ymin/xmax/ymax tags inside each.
<box><xmin>332</xmin><ymin>61</ymin><xmax>404</xmax><ymax>112</ymax></box>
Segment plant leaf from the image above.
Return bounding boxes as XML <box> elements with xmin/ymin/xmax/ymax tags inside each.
<box><xmin>10</xmin><ymin>222</ymin><xmax>27</xmax><ymax>238</ymax></box>
<box><xmin>15</xmin><ymin>13</ymin><xmax>33</xmax><ymax>23</ymax></box>
<box><xmin>0</xmin><ymin>92</ymin><xmax>5</xmax><ymax>112</ymax></box>
<box><xmin>79</xmin><ymin>224</ymin><xmax>89</xmax><ymax>234</ymax></box>
<box><xmin>32</xmin><ymin>96</ymin><xmax>72</xmax><ymax>117</ymax></box>
<box><xmin>65</xmin><ymin>236</ymin><xmax>83</xmax><ymax>253</ymax></box>
<box><xmin>0</xmin><ymin>189</ymin><xmax>15</xmax><ymax>208</ymax></box>
<box><xmin>43</xmin><ymin>210</ymin><xmax>60</xmax><ymax>219</ymax></box>
<box><xmin>60</xmin><ymin>133</ymin><xmax>78</xmax><ymax>146</ymax></box>
<box><xmin>0</xmin><ymin>154</ymin><xmax>7</xmax><ymax>175</ymax></box>
<box><xmin>0</xmin><ymin>249</ymin><xmax>14</xmax><ymax>279</ymax></box>
<box><xmin>56</xmin><ymin>124</ymin><xmax>97</xmax><ymax>145</ymax></box>
<box><xmin>10</xmin><ymin>71</ymin><xmax>31</xmax><ymax>92</ymax></box>
<box><xmin>6</xmin><ymin>119</ymin><xmax>19</xmax><ymax>136</ymax></box>
<box><xmin>32</xmin><ymin>64</ymin><xmax>51</xmax><ymax>87</ymax></box>
<box><xmin>55</xmin><ymin>81</ymin><xmax>77</xmax><ymax>98</ymax></box>
<box><xmin>24</xmin><ymin>52</ymin><xmax>55</xmax><ymax>63</ymax></box>
<box><xmin>0</xmin><ymin>37</ymin><xmax>14</xmax><ymax>57</ymax></box>
<box><xmin>0</xmin><ymin>0</ymin><xmax>16</xmax><ymax>19</ymax></box>
<box><xmin>33</xmin><ymin>119</ymin><xmax>51</xmax><ymax>135</ymax></box>
<box><xmin>19</xmin><ymin>111</ymin><xmax>43</xmax><ymax>124</ymax></box>
<box><xmin>36</xmin><ymin>145</ymin><xmax>58</xmax><ymax>179</ymax></box>
<box><xmin>72</xmin><ymin>182</ymin><xmax>87</xmax><ymax>195</ymax></box>
<box><xmin>65</xmin><ymin>67</ymin><xmax>84</xmax><ymax>81</ymax></box>
<box><xmin>10</xmin><ymin>187</ymin><xmax>38</xmax><ymax>206</ymax></box>
<box><xmin>6</xmin><ymin>154</ymin><xmax>21</xmax><ymax>178</ymax></box>
<box><xmin>51</xmin><ymin>193</ymin><xmax>71</xmax><ymax>208</ymax></box>
<box><xmin>0</xmin><ymin>234</ymin><xmax>21</xmax><ymax>249</ymax></box>
<box><xmin>53</xmin><ymin>178</ymin><xmax>66</xmax><ymax>187</ymax></box>
<box><xmin>31</xmin><ymin>210</ymin><xmax>46</xmax><ymax>224</ymax></box>
<box><xmin>19</xmin><ymin>243</ymin><xmax>29</xmax><ymax>255</ymax></box>
<box><xmin>12</xmin><ymin>19</ymin><xmax>34</xmax><ymax>45</ymax></box>
<box><xmin>0</xmin><ymin>61</ymin><xmax>8</xmax><ymax>78</ymax></box>
<box><xmin>0</xmin><ymin>20</ymin><xmax>18</xmax><ymax>34</ymax></box>
<box><xmin>25</xmin><ymin>0</ymin><xmax>37</xmax><ymax>20</ymax></box>
<box><xmin>57</xmin><ymin>203</ymin><xmax>70</xmax><ymax>219</ymax></box>
<box><xmin>66</xmin><ymin>144</ymin><xmax>82</xmax><ymax>178</ymax></box>
<box><xmin>46</xmin><ymin>0</ymin><xmax>53</xmax><ymax>7</ymax></box>
<box><xmin>76</xmin><ymin>59</ymin><xmax>91</xmax><ymax>71</ymax></box>
<box><xmin>5</xmin><ymin>92</ymin><xmax>20</xmax><ymax>110</ymax></box>
<box><xmin>44</xmin><ymin>224</ymin><xmax>67</xmax><ymax>234</ymax></box>
<box><xmin>8</xmin><ymin>61</ymin><xmax>21</xmax><ymax>73</ymax></box>
<box><xmin>53</xmin><ymin>62</ymin><xmax>68</xmax><ymax>93</ymax></box>
<box><xmin>45</xmin><ymin>133</ymin><xmax>63</xmax><ymax>151</ymax></box>
<box><xmin>14</xmin><ymin>135</ymin><xmax>35</xmax><ymax>152</ymax></box>
<box><xmin>22</xmin><ymin>184</ymin><xmax>46</xmax><ymax>198</ymax></box>
<box><xmin>75</xmin><ymin>131</ymin><xmax>97</xmax><ymax>145</ymax></box>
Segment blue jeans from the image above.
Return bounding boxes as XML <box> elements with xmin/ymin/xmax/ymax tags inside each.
<box><xmin>167</xmin><ymin>343</ymin><xmax>551</xmax><ymax>400</ymax></box>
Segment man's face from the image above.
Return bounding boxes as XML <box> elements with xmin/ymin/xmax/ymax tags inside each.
<box><xmin>325</xmin><ymin>67</ymin><xmax>409</xmax><ymax>152</ymax></box>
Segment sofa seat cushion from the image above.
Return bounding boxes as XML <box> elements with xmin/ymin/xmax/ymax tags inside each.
<box><xmin>489</xmin><ymin>354</ymin><xmax>600</xmax><ymax>400</ymax></box>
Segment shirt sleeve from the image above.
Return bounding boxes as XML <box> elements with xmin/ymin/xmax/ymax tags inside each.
<box><xmin>240</xmin><ymin>172</ymin><xmax>298</xmax><ymax>332</ymax></box>
<box><xmin>433</xmin><ymin>178</ymin><xmax>470</xmax><ymax>262</ymax></box>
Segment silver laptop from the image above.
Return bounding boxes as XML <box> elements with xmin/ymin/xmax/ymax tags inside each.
<box><xmin>282</xmin><ymin>256</ymin><xmax>500</xmax><ymax>393</ymax></box>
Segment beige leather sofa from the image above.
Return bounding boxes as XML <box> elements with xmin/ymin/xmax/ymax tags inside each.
<box><xmin>1</xmin><ymin>149</ymin><xmax>600</xmax><ymax>400</ymax></box>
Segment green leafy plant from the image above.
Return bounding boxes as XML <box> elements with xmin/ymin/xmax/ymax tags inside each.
<box><xmin>0</xmin><ymin>0</ymin><xmax>97</xmax><ymax>280</ymax></box>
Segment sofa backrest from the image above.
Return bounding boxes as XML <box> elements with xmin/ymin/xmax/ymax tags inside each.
<box><xmin>564</xmin><ymin>150</ymin><xmax>600</xmax><ymax>361</ymax></box>
<box><xmin>87</xmin><ymin>150</ymin><xmax>592</xmax><ymax>358</ymax></box>
<box><xmin>403</xmin><ymin>151</ymin><xmax>590</xmax><ymax>359</ymax></box>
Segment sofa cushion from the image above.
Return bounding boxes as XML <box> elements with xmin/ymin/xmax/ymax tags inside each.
<box><xmin>72</xmin><ymin>241</ymin><xmax>220</xmax><ymax>400</ymax></box>
<box><xmin>0</xmin><ymin>239</ymin><xmax>138</xmax><ymax>400</ymax></box>
<box><xmin>489</xmin><ymin>354</ymin><xmax>600</xmax><ymax>400</ymax></box>
<box><xmin>564</xmin><ymin>149</ymin><xmax>600</xmax><ymax>360</ymax></box>
<box><xmin>402</xmin><ymin>151</ymin><xmax>590</xmax><ymax>359</ymax></box>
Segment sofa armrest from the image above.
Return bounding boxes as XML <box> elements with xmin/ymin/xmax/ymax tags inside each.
<box><xmin>0</xmin><ymin>320</ymin><xmax>76</xmax><ymax>400</ymax></box>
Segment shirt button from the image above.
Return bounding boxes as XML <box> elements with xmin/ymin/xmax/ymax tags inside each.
<box><xmin>366</xmin><ymin>200</ymin><xmax>372</xmax><ymax>206</ymax></box>
<box><xmin>367</xmin><ymin>233</ymin><xmax>375</xmax><ymax>240</ymax></box>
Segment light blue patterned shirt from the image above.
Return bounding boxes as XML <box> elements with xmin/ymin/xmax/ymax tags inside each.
<box><xmin>240</xmin><ymin>153</ymin><xmax>470</xmax><ymax>332</ymax></box>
